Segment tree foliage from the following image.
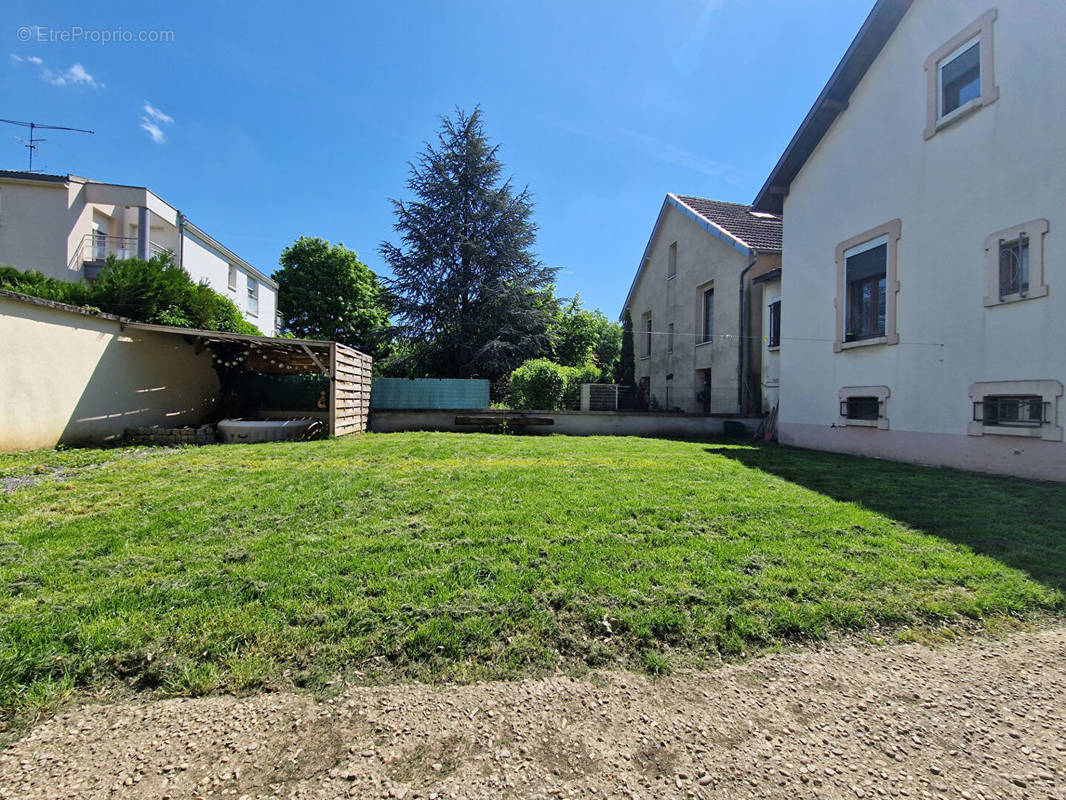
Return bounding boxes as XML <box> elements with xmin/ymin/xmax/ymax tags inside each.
<box><xmin>0</xmin><ymin>255</ymin><xmax>259</xmax><ymax>334</ymax></box>
<box><xmin>550</xmin><ymin>293</ymin><xmax>622</xmax><ymax>377</ymax></box>
<box><xmin>615</xmin><ymin>310</ymin><xmax>636</xmax><ymax>387</ymax></box>
<box><xmin>274</xmin><ymin>236</ymin><xmax>391</xmax><ymax>355</ymax></box>
<box><xmin>380</xmin><ymin>107</ymin><xmax>557</xmax><ymax>382</ymax></box>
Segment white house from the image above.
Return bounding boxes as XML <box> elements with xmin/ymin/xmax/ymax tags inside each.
<box><xmin>0</xmin><ymin>170</ymin><xmax>278</xmax><ymax>335</ymax></box>
<box><xmin>752</xmin><ymin>0</ymin><xmax>1065</xmax><ymax>481</ymax></box>
<box><xmin>621</xmin><ymin>194</ymin><xmax>782</xmax><ymax>415</ymax></box>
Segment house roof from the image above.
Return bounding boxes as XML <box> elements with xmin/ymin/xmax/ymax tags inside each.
<box><xmin>0</xmin><ymin>169</ymin><xmax>73</xmax><ymax>184</ymax></box>
<box><xmin>619</xmin><ymin>193</ymin><xmax>781</xmax><ymax>319</ymax></box>
<box><xmin>751</xmin><ymin>0</ymin><xmax>914</xmax><ymax>214</ymax></box>
<box><xmin>673</xmin><ymin>195</ymin><xmax>782</xmax><ymax>253</ymax></box>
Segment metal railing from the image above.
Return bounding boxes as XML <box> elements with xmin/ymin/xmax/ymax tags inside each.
<box><xmin>70</xmin><ymin>233</ymin><xmax>170</xmax><ymax>274</ymax></box>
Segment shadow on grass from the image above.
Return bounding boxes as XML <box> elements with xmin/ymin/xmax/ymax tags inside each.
<box><xmin>707</xmin><ymin>443</ymin><xmax>1066</xmax><ymax>595</ymax></box>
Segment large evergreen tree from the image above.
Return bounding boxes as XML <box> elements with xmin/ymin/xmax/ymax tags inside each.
<box><xmin>380</xmin><ymin>108</ymin><xmax>557</xmax><ymax>381</ymax></box>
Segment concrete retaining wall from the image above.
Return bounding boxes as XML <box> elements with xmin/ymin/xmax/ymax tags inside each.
<box><xmin>369</xmin><ymin>409</ymin><xmax>758</xmax><ymax>438</ymax></box>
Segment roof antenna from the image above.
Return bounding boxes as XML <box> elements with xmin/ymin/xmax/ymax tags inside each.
<box><xmin>0</xmin><ymin>118</ymin><xmax>95</xmax><ymax>172</ymax></box>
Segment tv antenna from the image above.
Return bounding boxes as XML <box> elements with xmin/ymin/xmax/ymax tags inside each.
<box><xmin>0</xmin><ymin>118</ymin><xmax>95</xmax><ymax>172</ymax></box>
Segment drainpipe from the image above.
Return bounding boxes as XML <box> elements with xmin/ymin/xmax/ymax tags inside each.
<box><xmin>177</xmin><ymin>212</ymin><xmax>186</xmax><ymax>270</ymax></box>
<box><xmin>737</xmin><ymin>249</ymin><xmax>759</xmax><ymax>415</ymax></box>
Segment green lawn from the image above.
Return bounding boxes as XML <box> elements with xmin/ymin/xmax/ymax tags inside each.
<box><xmin>1</xmin><ymin>433</ymin><xmax>1063</xmax><ymax>724</ymax></box>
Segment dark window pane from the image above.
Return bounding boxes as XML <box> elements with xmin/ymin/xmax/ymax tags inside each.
<box><xmin>703</xmin><ymin>289</ymin><xmax>714</xmax><ymax>343</ymax></box>
<box><xmin>768</xmin><ymin>300</ymin><xmax>781</xmax><ymax>348</ymax></box>
<box><xmin>998</xmin><ymin>236</ymin><xmax>1029</xmax><ymax>297</ymax></box>
<box><xmin>843</xmin><ymin>396</ymin><xmax>880</xmax><ymax>420</ymax></box>
<box><xmin>984</xmin><ymin>395</ymin><xmax>1044</xmax><ymax>427</ymax></box>
<box><xmin>844</xmin><ymin>243</ymin><xmax>887</xmax><ymax>341</ymax></box>
<box><xmin>941</xmin><ymin>42</ymin><xmax>980</xmax><ymax>116</ymax></box>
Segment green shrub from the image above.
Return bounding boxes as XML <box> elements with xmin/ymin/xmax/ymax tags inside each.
<box><xmin>0</xmin><ymin>257</ymin><xmax>261</xmax><ymax>336</ymax></box>
<box><xmin>0</xmin><ymin>266</ymin><xmax>89</xmax><ymax>305</ymax></box>
<box><xmin>508</xmin><ymin>358</ymin><xmax>569</xmax><ymax>410</ymax></box>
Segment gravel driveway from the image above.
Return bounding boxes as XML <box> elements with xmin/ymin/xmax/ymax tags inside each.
<box><xmin>2</xmin><ymin>626</ymin><xmax>1063</xmax><ymax>800</ymax></box>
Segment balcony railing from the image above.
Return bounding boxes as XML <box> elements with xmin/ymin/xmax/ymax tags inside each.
<box><xmin>72</xmin><ymin>233</ymin><xmax>171</xmax><ymax>278</ymax></box>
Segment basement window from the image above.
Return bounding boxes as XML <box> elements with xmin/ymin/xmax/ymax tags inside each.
<box><xmin>968</xmin><ymin>380</ymin><xmax>1063</xmax><ymax>441</ymax></box>
<box><xmin>838</xmin><ymin>386</ymin><xmax>890</xmax><ymax>429</ymax></box>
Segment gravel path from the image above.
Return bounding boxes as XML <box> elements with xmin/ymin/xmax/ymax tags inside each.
<box><xmin>2</xmin><ymin>626</ymin><xmax>1064</xmax><ymax>800</ymax></box>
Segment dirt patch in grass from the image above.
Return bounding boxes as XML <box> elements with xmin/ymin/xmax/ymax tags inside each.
<box><xmin>2</xmin><ymin>625</ymin><xmax>1064</xmax><ymax>799</ymax></box>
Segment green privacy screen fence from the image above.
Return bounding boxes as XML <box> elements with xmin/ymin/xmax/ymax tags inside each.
<box><xmin>370</xmin><ymin>378</ymin><xmax>491</xmax><ymax>410</ymax></box>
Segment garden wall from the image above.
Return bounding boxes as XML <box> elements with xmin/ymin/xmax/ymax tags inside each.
<box><xmin>0</xmin><ymin>292</ymin><xmax>220</xmax><ymax>451</ymax></box>
<box><xmin>369</xmin><ymin>409</ymin><xmax>757</xmax><ymax>438</ymax></box>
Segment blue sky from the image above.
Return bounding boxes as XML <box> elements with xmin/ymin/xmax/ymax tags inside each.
<box><xmin>3</xmin><ymin>0</ymin><xmax>871</xmax><ymax>317</ymax></box>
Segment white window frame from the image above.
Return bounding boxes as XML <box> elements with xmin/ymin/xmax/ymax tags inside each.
<box><xmin>968</xmin><ymin>380</ymin><xmax>1063</xmax><ymax>442</ymax></box>
<box><xmin>246</xmin><ymin>275</ymin><xmax>259</xmax><ymax>317</ymax></box>
<box><xmin>923</xmin><ymin>9</ymin><xmax>998</xmax><ymax>140</ymax></box>
<box><xmin>228</xmin><ymin>264</ymin><xmax>238</xmax><ymax>292</ymax></box>
<box><xmin>766</xmin><ymin>295</ymin><xmax>781</xmax><ymax>351</ymax></box>
<box><xmin>937</xmin><ymin>35</ymin><xmax>981</xmax><ymax>122</ymax></box>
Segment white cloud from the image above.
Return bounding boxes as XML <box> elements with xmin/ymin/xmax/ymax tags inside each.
<box><xmin>142</xmin><ymin>102</ymin><xmax>174</xmax><ymax>125</ymax></box>
<box><xmin>11</xmin><ymin>54</ymin><xmax>102</xmax><ymax>88</ymax></box>
<box><xmin>46</xmin><ymin>62</ymin><xmax>102</xmax><ymax>88</ymax></box>
<box><xmin>139</xmin><ymin>101</ymin><xmax>174</xmax><ymax>144</ymax></box>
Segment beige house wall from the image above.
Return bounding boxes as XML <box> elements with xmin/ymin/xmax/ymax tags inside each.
<box><xmin>626</xmin><ymin>202</ymin><xmax>776</xmax><ymax>414</ymax></box>
<box><xmin>777</xmin><ymin>0</ymin><xmax>1066</xmax><ymax>481</ymax></box>
<box><xmin>0</xmin><ymin>174</ymin><xmax>276</xmax><ymax>334</ymax></box>
<box><xmin>0</xmin><ymin>295</ymin><xmax>220</xmax><ymax>451</ymax></box>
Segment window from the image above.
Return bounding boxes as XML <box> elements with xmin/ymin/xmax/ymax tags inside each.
<box><xmin>842</xmin><ymin>396</ymin><xmax>880</xmax><ymax>421</ymax></box>
<box><xmin>642</xmin><ymin>313</ymin><xmax>652</xmax><ymax>358</ymax></box>
<box><xmin>667</xmin><ymin>242</ymin><xmax>677</xmax><ymax>279</ymax></box>
<box><xmin>978</xmin><ymin>396</ymin><xmax>1046</xmax><ymax>428</ymax></box>
<box><xmin>228</xmin><ymin>264</ymin><xmax>238</xmax><ymax>291</ymax></box>
<box><xmin>924</xmin><ymin>10</ymin><xmax>998</xmax><ymax>139</ymax></box>
<box><xmin>834</xmin><ymin>220</ymin><xmax>900</xmax><ymax>352</ymax></box>
<box><xmin>939</xmin><ymin>38</ymin><xmax>980</xmax><ymax>118</ymax></box>
<box><xmin>838</xmin><ymin>386</ymin><xmax>891</xmax><ymax>429</ymax></box>
<box><xmin>969</xmin><ymin>380</ymin><xmax>1063</xmax><ymax>441</ymax></box>
<box><xmin>844</xmin><ymin>236</ymin><xmax>887</xmax><ymax>341</ymax></box>
<box><xmin>767</xmin><ymin>299</ymin><xmax>781</xmax><ymax>349</ymax></box>
<box><xmin>247</xmin><ymin>275</ymin><xmax>259</xmax><ymax>316</ymax></box>
<box><xmin>701</xmin><ymin>288</ymin><xmax>714</xmax><ymax>344</ymax></box>
<box><xmin>984</xmin><ymin>219</ymin><xmax>1049</xmax><ymax>306</ymax></box>
<box><xmin>667</xmin><ymin>322</ymin><xmax>674</xmax><ymax>354</ymax></box>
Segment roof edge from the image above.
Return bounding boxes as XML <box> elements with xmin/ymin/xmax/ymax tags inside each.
<box><xmin>751</xmin><ymin>0</ymin><xmax>914</xmax><ymax>214</ymax></box>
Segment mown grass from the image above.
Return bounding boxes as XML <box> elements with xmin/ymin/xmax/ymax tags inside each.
<box><xmin>0</xmin><ymin>432</ymin><xmax>1062</xmax><ymax>725</ymax></box>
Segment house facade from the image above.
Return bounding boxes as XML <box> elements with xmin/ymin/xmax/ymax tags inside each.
<box><xmin>0</xmin><ymin>170</ymin><xmax>278</xmax><ymax>335</ymax></box>
<box><xmin>752</xmin><ymin>0</ymin><xmax>1065</xmax><ymax>480</ymax></box>
<box><xmin>621</xmin><ymin>194</ymin><xmax>782</xmax><ymax>415</ymax></box>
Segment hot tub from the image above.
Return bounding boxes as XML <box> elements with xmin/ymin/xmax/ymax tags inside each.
<box><xmin>216</xmin><ymin>418</ymin><xmax>319</xmax><ymax>444</ymax></box>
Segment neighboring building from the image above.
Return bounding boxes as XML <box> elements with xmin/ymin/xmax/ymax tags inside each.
<box><xmin>0</xmin><ymin>170</ymin><xmax>278</xmax><ymax>335</ymax></box>
<box><xmin>620</xmin><ymin>194</ymin><xmax>782</xmax><ymax>414</ymax></box>
<box><xmin>752</xmin><ymin>0</ymin><xmax>1065</xmax><ymax>480</ymax></box>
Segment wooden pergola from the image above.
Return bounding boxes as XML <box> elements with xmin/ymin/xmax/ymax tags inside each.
<box><xmin>122</xmin><ymin>322</ymin><xmax>372</xmax><ymax>436</ymax></box>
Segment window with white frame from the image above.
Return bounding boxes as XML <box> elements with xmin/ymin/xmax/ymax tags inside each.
<box><xmin>228</xmin><ymin>264</ymin><xmax>238</xmax><ymax>291</ymax></box>
<box><xmin>984</xmin><ymin>219</ymin><xmax>1049</xmax><ymax>306</ymax></box>
<box><xmin>968</xmin><ymin>380</ymin><xmax>1063</xmax><ymax>441</ymax></box>
<box><xmin>767</xmin><ymin>299</ymin><xmax>781</xmax><ymax>349</ymax></box>
<box><xmin>667</xmin><ymin>242</ymin><xmax>677</xmax><ymax>279</ymax></box>
<box><xmin>924</xmin><ymin>10</ymin><xmax>998</xmax><ymax>139</ymax></box>
<box><xmin>246</xmin><ymin>275</ymin><xmax>259</xmax><ymax>316</ymax></box>
<box><xmin>939</xmin><ymin>37</ymin><xmax>981</xmax><ymax>118</ymax></box>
